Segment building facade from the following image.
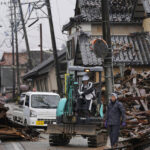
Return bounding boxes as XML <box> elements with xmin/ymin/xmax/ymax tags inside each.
<box><xmin>23</xmin><ymin>50</ymin><xmax>67</xmax><ymax>93</ymax></box>
<box><xmin>62</xmin><ymin>0</ymin><xmax>150</xmax><ymax>77</ymax></box>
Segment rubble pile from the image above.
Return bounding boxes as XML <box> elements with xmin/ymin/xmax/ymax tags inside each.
<box><xmin>0</xmin><ymin>101</ymin><xmax>8</xmax><ymax>119</ymax></box>
<box><xmin>114</xmin><ymin>68</ymin><xmax>150</xmax><ymax>149</ymax></box>
<box><xmin>0</xmin><ymin>102</ymin><xmax>39</xmax><ymax>141</ymax></box>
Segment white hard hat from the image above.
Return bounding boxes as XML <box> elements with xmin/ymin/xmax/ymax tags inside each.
<box><xmin>82</xmin><ymin>75</ymin><xmax>89</xmax><ymax>81</ymax></box>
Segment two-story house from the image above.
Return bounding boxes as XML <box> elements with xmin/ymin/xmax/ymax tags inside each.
<box><xmin>63</xmin><ymin>0</ymin><xmax>150</xmax><ymax>79</ymax></box>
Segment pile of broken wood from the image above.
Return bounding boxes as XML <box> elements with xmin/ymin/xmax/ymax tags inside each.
<box><xmin>0</xmin><ymin>101</ymin><xmax>39</xmax><ymax>141</ymax></box>
<box><xmin>114</xmin><ymin>67</ymin><xmax>150</xmax><ymax>149</ymax></box>
<box><xmin>0</xmin><ymin>101</ymin><xmax>8</xmax><ymax>120</ymax></box>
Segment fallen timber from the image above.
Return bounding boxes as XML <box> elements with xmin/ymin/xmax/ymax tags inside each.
<box><xmin>113</xmin><ymin>68</ymin><xmax>150</xmax><ymax>149</ymax></box>
<box><xmin>0</xmin><ymin>101</ymin><xmax>8</xmax><ymax>119</ymax></box>
<box><xmin>0</xmin><ymin>101</ymin><xmax>40</xmax><ymax>141</ymax></box>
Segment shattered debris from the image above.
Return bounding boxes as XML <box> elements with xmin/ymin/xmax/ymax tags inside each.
<box><xmin>0</xmin><ymin>102</ymin><xmax>39</xmax><ymax>141</ymax></box>
<box><xmin>0</xmin><ymin>101</ymin><xmax>8</xmax><ymax>119</ymax></box>
<box><xmin>114</xmin><ymin>68</ymin><xmax>150</xmax><ymax>149</ymax></box>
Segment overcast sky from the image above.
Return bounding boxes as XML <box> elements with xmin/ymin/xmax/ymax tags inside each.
<box><xmin>0</xmin><ymin>0</ymin><xmax>76</xmax><ymax>53</ymax></box>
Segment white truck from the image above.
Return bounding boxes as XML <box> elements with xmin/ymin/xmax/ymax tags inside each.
<box><xmin>12</xmin><ymin>92</ymin><xmax>60</xmax><ymax>128</ymax></box>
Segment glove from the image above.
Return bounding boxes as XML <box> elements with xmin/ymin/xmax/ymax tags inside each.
<box><xmin>80</xmin><ymin>92</ymin><xmax>84</xmax><ymax>95</ymax></box>
<box><xmin>122</xmin><ymin>122</ymin><xmax>126</xmax><ymax>127</ymax></box>
<box><xmin>104</xmin><ymin>121</ymin><xmax>107</xmax><ymax>128</ymax></box>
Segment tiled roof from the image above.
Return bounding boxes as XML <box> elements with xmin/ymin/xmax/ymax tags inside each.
<box><xmin>78</xmin><ymin>33</ymin><xmax>102</xmax><ymax>66</ymax></box>
<box><xmin>77</xmin><ymin>32</ymin><xmax>150</xmax><ymax>66</ymax></box>
<box><xmin>79</xmin><ymin>0</ymin><xmax>139</xmax><ymax>22</ymax></box>
<box><xmin>63</xmin><ymin>0</ymin><xmax>145</xmax><ymax>31</ymax></box>
<box><xmin>0</xmin><ymin>51</ymin><xmax>51</xmax><ymax>67</ymax></box>
<box><xmin>30</xmin><ymin>51</ymin><xmax>51</xmax><ymax>67</ymax></box>
<box><xmin>23</xmin><ymin>49</ymin><xmax>66</xmax><ymax>79</ymax></box>
<box><xmin>112</xmin><ymin>32</ymin><xmax>150</xmax><ymax>65</ymax></box>
<box><xmin>1</xmin><ymin>52</ymin><xmax>27</xmax><ymax>66</ymax></box>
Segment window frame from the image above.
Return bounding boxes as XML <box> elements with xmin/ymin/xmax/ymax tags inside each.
<box><xmin>25</xmin><ymin>95</ymin><xmax>30</xmax><ymax>107</ymax></box>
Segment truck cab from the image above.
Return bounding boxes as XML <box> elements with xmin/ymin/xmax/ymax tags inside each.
<box><xmin>13</xmin><ymin>92</ymin><xmax>60</xmax><ymax>128</ymax></box>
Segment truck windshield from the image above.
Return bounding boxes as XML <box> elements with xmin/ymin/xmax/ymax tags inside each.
<box><xmin>31</xmin><ymin>95</ymin><xmax>59</xmax><ymax>109</ymax></box>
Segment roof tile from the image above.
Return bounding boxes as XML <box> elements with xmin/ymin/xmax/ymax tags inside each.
<box><xmin>78</xmin><ymin>32</ymin><xmax>150</xmax><ymax>66</ymax></box>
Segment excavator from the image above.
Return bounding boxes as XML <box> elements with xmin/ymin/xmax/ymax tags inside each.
<box><xmin>47</xmin><ymin>66</ymin><xmax>107</xmax><ymax>147</ymax></box>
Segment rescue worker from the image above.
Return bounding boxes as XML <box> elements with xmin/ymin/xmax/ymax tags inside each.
<box><xmin>105</xmin><ymin>93</ymin><xmax>126</xmax><ymax>148</ymax></box>
<box><xmin>77</xmin><ymin>75</ymin><xmax>96</xmax><ymax>116</ymax></box>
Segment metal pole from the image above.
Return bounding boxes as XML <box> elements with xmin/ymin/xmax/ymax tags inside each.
<box><xmin>98</xmin><ymin>72</ymin><xmax>102</xmax><ymax>105</ymax></box>
<box><xmin>18</xmin><ymin>0</ymin><xmax>32</xmax><ymax>69</ymax></box>
<box><xmin>10</xmin><ymin>0</ymin><xmax>16</xmax><ymax>99</ymax></box>
<box><xmin>40</xmin><ymin>24</ymin><xmax>43</xmax><ymax>62</ymax></box>
<box><xmin>14</xmin><ymin>2</ymin><xmax>20</xmax><ymax>94</ymax></box>
<box><xmin>46</xmin><ymin>0</ymin><xmax>62</xmax><ymax>96</ymax></box>
<box><xmin>101</xmin><ymin>0</ymin><xmax>113</xmax><ymax>104</ymax></box>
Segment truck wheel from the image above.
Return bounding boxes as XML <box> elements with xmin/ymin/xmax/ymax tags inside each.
<box><xmin>49</xmin><ymin>134</ymin><xmax>71</xmax><ymax>146</ymax></box>
<box><xmin>88</xmin><ymin>132</ymin><xmax>107</xmax><ymax>148</ymax></box>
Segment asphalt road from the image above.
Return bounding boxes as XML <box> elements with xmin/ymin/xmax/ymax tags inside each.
<box><xmin>0</xmin><ymin>134</ymin><xmax>106</xmax><ymax>150</ymax></box>
<box><xmin>3</xmin><ymin>103</ymin><xmax>107</xmax><ymax>150</ymax></box>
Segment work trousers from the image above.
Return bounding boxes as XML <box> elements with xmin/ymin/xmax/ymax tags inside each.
<box><xmin>108</xmin><ymin>125</ymin><xmax>120</xmax><ymax>147</ymax></box>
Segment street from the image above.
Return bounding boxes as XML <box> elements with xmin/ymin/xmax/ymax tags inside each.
<box><xmin>1</xmin><ymin>0</ymin><xmax>150</xmax><ymax>150</ymax></box>
<box><xmin>0</xmin><ymin>134</ymin><xmax>106</xmax><ymax>150</ymax></box>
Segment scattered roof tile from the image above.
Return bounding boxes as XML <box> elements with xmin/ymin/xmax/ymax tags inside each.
<box><xmin>77</xmin><ymin>32</ymin><xmax>150</xmax><ymax>66</ymax></box>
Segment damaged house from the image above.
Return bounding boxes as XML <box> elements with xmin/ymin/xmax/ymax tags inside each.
<box><xmin>61</xmin><ymin>1</ymin><xmax>150</xmax><ymax>148</ymax></box>
<box><xmin>63</xmin><ymin>0</ymin><xmax>150</xmax><ymax>78</ymax></box>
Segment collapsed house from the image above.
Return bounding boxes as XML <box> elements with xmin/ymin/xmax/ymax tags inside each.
<box><xmin>111</xmin><ymin>68</ymin><xmax>150</xmax><ymax>149</ymax></box>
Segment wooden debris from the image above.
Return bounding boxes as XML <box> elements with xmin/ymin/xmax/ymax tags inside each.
<box><xmin>113</xmin><ymin>68</ymin><xmax>150</xmax><ymax>149</ymax></box>
<box><xmin>0</xmin><ymin>101</ymin><xmax>8</xmax><ymax>119</ymax></box>
<box><xmin>0</xmin><ymin>102</ymin><xmax>39</xmax><ymax>141</ymax></box>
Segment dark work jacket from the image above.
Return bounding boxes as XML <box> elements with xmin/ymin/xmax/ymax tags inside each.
<box><xmin>106</xmin><ymin>100</ymin><xmax>126</xmax><ymax>125</ymax></box>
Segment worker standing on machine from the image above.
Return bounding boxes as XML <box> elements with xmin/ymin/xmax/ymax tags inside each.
<box><xmin>77</xmin><ymin>75</ymin><xmax>96</xmax><ymax>116</ymax></box>
<box><xmin>105</xmin><ymin>93</ymin><xmax>126</xmax><ymax>148</ymax></box>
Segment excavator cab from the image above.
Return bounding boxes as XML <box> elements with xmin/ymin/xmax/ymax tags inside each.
<box><xmin>47</xmin><ymin>66</ymin><xmax>107</xmax><ymax>147</ymax></box>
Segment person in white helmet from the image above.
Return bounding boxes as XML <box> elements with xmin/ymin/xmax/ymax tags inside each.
<box><xmin>77</xmin><ymin>75</ymin><xmax>96</xmax><ymax>116</ymax></box>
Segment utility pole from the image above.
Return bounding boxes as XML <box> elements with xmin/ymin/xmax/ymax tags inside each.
<box><xmin>18</xmin><ymin>0</ymin><xmax>32</xmax><ymax>69</ymax></box>
<box><xmin>14</xmin><ymin>1</ymin><xmax>20</xmax><ymax>94</ymax></box>
<box><xmin>101</xmin><ymin>0</ymin><xmax>113</xmax><ymax>104</ymax></box>
<box><xmin>40</xmin><ymin>24</ymin><xmax>43</xmax><ymax>62</ymax></box>
<box><xmin>46</xmin><ymin>0</ymin><xmax>62</xmax><ymax>96</ymax></box>
<box><xmin>10</xmin><ymin>0</ymin><xmax>16</xmax><ymax>99</ymax></box>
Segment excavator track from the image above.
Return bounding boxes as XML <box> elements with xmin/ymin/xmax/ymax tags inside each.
<box><xmin>88</xmin><ymin>132</ymin><xmax>107</xmax><ymax>148</ymax></box>
<box><xmin>49</xmin><ymin>134</ymin><xmax>70</xmax><ymax>146</ymax></box>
